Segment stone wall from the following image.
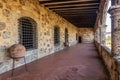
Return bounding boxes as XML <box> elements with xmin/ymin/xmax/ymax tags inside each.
<box><xmin>0</xmin><ymin>0</ymin><xmax>78</xmax><ymax>74</ymax></box>
<box><xmin>78</xmin><ymin>28</ymin><xmax>94</xmax><ymax>43</ymax></box>
<box><xmin>95</xmin><ymin>41</ymin><xmax>119</xmax><ymax>80</ymax></box>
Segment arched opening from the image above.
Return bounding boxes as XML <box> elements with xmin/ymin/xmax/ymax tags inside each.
<box><xmin>76</xmin><ymin>33</ymin><xmax>78</xmax><ymax>40</ymax></box>
<box><xmin>105</xmin><ymin>1</ymin><xmax>111</xmax><ymax>49</ymax></box>
<box><xmin>78</xmin><ymin>36</ymin><xmax>82</xmax><ymax>43</ymax></box>
<box><xmin>54</xmin><ymin>26</ymin><xmax>60</xmax><ymax>46</ymax></box>
<box><xmin>65</xmin><ymin>28</ymin><xmax>68</xmax><ymax>43</ymax></box>
<box><xmin>18</xmin><ymin>17</ymin><xmax>37</xmax><ymax>50</ymax></box>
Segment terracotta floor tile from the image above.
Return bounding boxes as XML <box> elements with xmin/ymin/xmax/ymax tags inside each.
<box><xmin>0</xmin><ymin>43</ymin><xmax>109</xmax><ymax>80</ymax></box>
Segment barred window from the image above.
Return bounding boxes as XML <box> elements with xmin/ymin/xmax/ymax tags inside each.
<box><xmin>18</xmin><ymin>17</ymin><xmax>37</xmax><ymax>50</ymax></box>
<box><xmin>54</xmin><ymin>26</ymin><xmax>60</xmax><ymax>46</ymax></box>
<box><xmin>76</xmin><ymin>33</ymin><xmax>78</xmax><ymax>40</ymax></box>
<box><xmin>65</xmin><ymin>28</ymin><xmax>68</xmax><ymax>42</ymax></box>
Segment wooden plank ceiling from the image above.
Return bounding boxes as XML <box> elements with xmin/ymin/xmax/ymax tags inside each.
<box><xmin>39</xmin><ymin>0</ymin><xmax>100</xmax><ymax>28</ymax></box>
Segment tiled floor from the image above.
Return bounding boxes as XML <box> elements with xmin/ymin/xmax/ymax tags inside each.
<box><xmin>0</xmin><ymin>43</ymin><xmax>109</xmax><ymax>80</ymax></box>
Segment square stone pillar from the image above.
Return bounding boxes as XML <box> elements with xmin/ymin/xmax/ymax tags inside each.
<box><xmin>109</xmin><ymin>4</ymin><xmax>120</xmax><ymax>55</ymax></box>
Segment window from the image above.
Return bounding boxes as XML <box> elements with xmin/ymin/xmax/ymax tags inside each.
<box><xmin>76</xmin><ymin>33</ymin><xmax>78</xmax><ymax>40</ymax></box>
<box><xmin>54</xmin><ymin>26</ymin><xmax>60</xmax><ymax>46</ymax></box>
<box><xmin>65</xmin><ymin>28</ymin><xmax>68</xmax><ymax>42</ymax></box>
<box><xmin>105</xmin><ymin>1</ymin><xmax>111</xmax><ymax>49</ymax></box>
<box><xmin>18</xmin><ymin>17</ymin><xmax>37</xmax><ymax>50</ymax></box>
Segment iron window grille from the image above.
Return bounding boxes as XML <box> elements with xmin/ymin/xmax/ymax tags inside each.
<box><xmin>18</xmin><ymin>17</ymin><xmax>37</xmax><ymax>50</ymax></box>
<box><xmin>65</xmin><ymin>28</ymin><xmax>68</xmax><ymax>42</ymax></box>
<box><xmin>54</xmin><ymin>26</ymin><xmax>60</xmax><ymax>46</ymax></box>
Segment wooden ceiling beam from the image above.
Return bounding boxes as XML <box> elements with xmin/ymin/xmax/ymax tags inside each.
<box><xmin>72</xmin><ymin>19</ymin><xmax>95</xmax><ymax>21</ymax></box>
<box><xmin>73</xmin><ymin>23</ymin><xmax>94</xmax><ymax>26</ymax></box>
<box><xmin>69</xmin><ymin>23</ymin><xmax>95</xmax><ymax>25</ymax></box>
<box><xmin>39</xmin><ymin>0</ymin><xmax>50</xmax><ymax>1</ymax></box>
<box><xmin>47</xmin><ymin>3</ymin><xmax>99</xmax><ymax>8</ymax></box>
<box><xmin>72</xmin><ymin>21</ymin><xmax>95</xmax><ymax>23</ymax></box>
<box><xmin>51</xmin><ymin>7</ymin><xmax>98</xmax><ymax>11</ymax></box>
<box><xmin>73</xmin><ymin>22</ymin><xmax>95</xmax><ymax>24</ymax></box>
<box><xmin>40</xmin><ymin>0</ymin><xmax>99</xmax><ymax>6</ymax></box>
<box><xmin>59</xmin><ymin>14</ymin><xmax>96</xmax><ymax>16</ymax></box>
<box><xmin>57</xmin><ymin>10</ymin><xmax>97</xmax><ymax>13</ymax></box>
<box><xmin>73</xmin><ymin>24</ymin><xmax>95</xmax><ymax>26</ymax></box>
<box><xmin>62</xmin><ymin>15</ymin><xmax>92</xmax><ymax>18</ymax></box>
<box><xmin>54</xmin><ymin>9</ymin><xmax>97</xmax><ymax>12</ymax></box>
<box><xmin>64</xmin><ymin>17</ymin><xmax>96</xmax><ymax>20</ymax></box>
<box><xmin>59</xmin><ymin>13</ymin><xmax>96</xmax><ymax>16</ymax></box>
<box><xmin>49</xmin><ymin>5</ymin><xmax>99</xmax><ymax>9</ymax></box>
<box><xmin>39</xmin><ymin>0</ymin><xmax>97</xmax><ymax>3</ymax></box>
<box><xmin>39</xmin><ymin>0</ymin><xmax>100</xmax><ymax>28</ymax></box>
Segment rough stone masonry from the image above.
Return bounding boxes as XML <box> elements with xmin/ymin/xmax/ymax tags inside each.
<box><xmin>0</xmin><ymin>0</ymin><xmax>94</xmax><ymax>74</ymax></box>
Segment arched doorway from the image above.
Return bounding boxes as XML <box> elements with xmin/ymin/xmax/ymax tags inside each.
<box><xmin>79</xmin><ymin>36</ymin><xmax>82</xmax><ymax>43</ymax></box>
<box><xmin>65</xmin><ymin>28</ymin><xmax>68</xmax><ymax>42</ymax></box>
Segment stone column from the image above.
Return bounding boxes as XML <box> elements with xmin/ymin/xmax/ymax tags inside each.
<box><xmin>100</xmin><ymin>25</ymin><xmax>107</xmax><ymax>45</ymax></box>
<box><xmin>94</xmin><ymin>29</ymin><xmax>98</xmax><ymax>42</ymax></box>
<box><xmin>99</xmin><ymin>27</ymin><xmax>102</xmax><ymax>44</ymax></box>
<box><xmin>109</xmin><ymin>1</ymin><xmax>120</xmax><ymax>55</ymax></box>
<box><xmin>94</xmin><ymin>27</ymin><xmax>101</xmax><ymax>43</ymax></box>
<box><xmin>97</xmin><ymin>27</ymin><xmax>101</xmax><ymax>43</ymax></box>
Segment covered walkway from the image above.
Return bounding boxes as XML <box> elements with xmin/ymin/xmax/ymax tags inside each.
<box><xmin>0</xmin><ymin>43</ymin><xmax>109</xmax><ymax>80</ymax></box>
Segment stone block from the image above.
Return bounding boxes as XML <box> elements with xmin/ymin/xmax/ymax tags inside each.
<box><xmin>2</xmin><ymin>31</ymin><xmax>10</xmax><ymax>39</ymax></box>
<box><xmin>31</xmin><ymin>53</ymin><xmax>38</xmax><ymax>61</ymax></box>
<box><xmin>0</xmin><ymin>63</ymin><xmax>8</xmax><ymax>74</ymax></box>
<box><xmin>2</xmin><ymin>9</ymin><xmax>10</xmax><ymax>17</ymax></box>
<box><xmin>2</xmin><ymin>0</ymin><xmax>7</xmax><ymax>3</ymax></box>
<box><xmin>0</xmin><ymin>2</ymin><xmax>3</xmax><ymax>8</ymax></box>
<box><xmin>25</xmin><ymin>55</ymin><xmax>31</xmax><ymax>63</ymax></box>
<box><xmin>19</xmin><ymin>0</ymin><xmax>25</xmax><ymax>5</ymax></box>
<box><xmin>13</xmin><ymin>0</ymin><xmax>17</xmax><ymax>2</ymax></box>
<box><xmin>6</xmin><ymin>5</ymin><xmax>11</xmax><ymax>10</ymax></box>
<box><xmin>0</xmin><ymin>22</ymin><xmax>6</xmax><ymax>31</ymax></box>
<box><xmin>0</xmin><ymin>45</ymin><xmax>6</xmax><ymax>52</ymax></box>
